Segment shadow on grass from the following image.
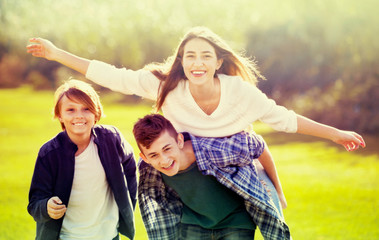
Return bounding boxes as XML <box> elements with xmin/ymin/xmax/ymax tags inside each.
<box><xmin>261</xmin><ymin>131</ymin><xmax>379</xmax><ymax>157</ymax></box>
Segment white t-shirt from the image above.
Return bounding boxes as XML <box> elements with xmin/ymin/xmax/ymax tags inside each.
<box><xmin>86</xmin><ymin>60</ymin><xmax>297</xmax><ymax>137</ymax></box>
<box><xmin>60</xmin><ymin>138</ymin><xmax>118</xmax><ymax>240</ymax></box>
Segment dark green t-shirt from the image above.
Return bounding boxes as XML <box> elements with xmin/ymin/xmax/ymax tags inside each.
<box><xmin>162</xmin><ymin>163</ymin><xmax>255</xmax><ymax>230</ymax></box>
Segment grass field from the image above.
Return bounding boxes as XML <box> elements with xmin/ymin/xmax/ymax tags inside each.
<box><xmin>0</xmin><ymin>87</ymin><xmax>378</xmax><ymax>240</ymax></box>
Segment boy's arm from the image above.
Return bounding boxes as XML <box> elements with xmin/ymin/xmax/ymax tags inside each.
<box><xmin>26</xmin><ymin>38</ymin><xmax>90</xmax><ymax>75</ymax></box>
<box><xmin>28</xmin><ymin>155</ymin><xmax>58</xmax><ymax>222</ymax></box>
<box><xmin>258</xmin><ymin>147</ymin><xmax>287</xmax><ymax>209</ymax></box>
<box><xmin>115</xmin><ymin>127</ymin><xmax>138</xmax><ymax>208</ymax></box>
<box><xmin>296</xmin><ymin>115</ymin><xmax>366</xmax><ymax>151</ymax></box>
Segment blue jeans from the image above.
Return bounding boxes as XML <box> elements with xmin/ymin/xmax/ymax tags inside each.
<box><xmin>178</xmin><ymin>223</ymin><xmax>255</xmax><ymax>240</ymax></box>
<box><xmin>256</xmin><ymin>161</ymin><xmax>284</xmax><ymax>219</ymax></box>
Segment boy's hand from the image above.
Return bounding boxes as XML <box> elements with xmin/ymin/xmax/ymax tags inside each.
<box><xmin>47</xmin><ymin>196</ymin><xmax>66</xmax><ymax>219</ymax></box>
<box><xmin>26</xmin><ymin>38</ymin><xmax>58</xmax><ymax>61</ymax></box>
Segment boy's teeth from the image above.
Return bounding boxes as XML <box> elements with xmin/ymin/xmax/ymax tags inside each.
<box><xmin>163</xmin><ymin>160</ymin><xmax>173</xmax><ymax>169</ymax></box>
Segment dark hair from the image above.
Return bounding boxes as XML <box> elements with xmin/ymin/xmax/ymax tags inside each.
<box><xmin>133</xmin><ymin>114</ymin><xmax>178</xmax><ymax>150</ymax></box>
<box><xmin>144</xmin><ymin>26</ymin><xmax>265</xmax><ymax>111</ymax></box>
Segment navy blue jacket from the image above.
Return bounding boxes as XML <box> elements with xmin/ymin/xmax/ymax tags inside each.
<box><xmin>28</xmin><ymin>125</ymin><xmax>137</xmax><ymax>240</ymax></box>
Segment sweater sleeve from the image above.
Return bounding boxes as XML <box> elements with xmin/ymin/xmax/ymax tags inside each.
<box><xmin>254</xmin><ymin>89</ymin><xmax>298</xmax><ymax>133</ymax></box>
<box><xmin>231</xmin><ymin>78</ymin><xmax>298</xmax><ymax>133</ymax></box>
<box><xmin>86</xmin><ymin>60</ymin><xmax>160</xmax><ymax>100</ymax></box>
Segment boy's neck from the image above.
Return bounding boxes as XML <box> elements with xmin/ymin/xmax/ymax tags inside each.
<box><xmin>66</xmin><ymin>131</ymin><xmax>92</xmax><ymax>156</ymax></box>
<box><xmin>180</xmin><ymin>141</ymin><xmax>196</xmax><ymax>170</ymax></box>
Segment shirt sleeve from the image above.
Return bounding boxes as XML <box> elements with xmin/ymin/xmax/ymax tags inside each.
<box><xmin>138</xmin><ymin>160</ymin><xmax>182</xmax><ymax>240</ymax></box>
<box><xmin>193</xmin><ymin>132</ymin><xmax>266</xmax><ymax>170</ymax></box>
<box><xmin>86</xmin><ymin>60</ymin><xmax>160</xmax><ymax>100</ymax></box>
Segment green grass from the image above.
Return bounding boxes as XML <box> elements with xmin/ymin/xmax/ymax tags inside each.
<box><xmin>1</xmin><ymin>87</ymin><xmax>378</xmax><ymax>240</ymax></box>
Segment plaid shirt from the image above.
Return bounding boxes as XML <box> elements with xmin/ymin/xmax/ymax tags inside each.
<box><xmin>138</xmin><ymin>132</ymin><xmax>291</xmax><ymax>240</ymax></box>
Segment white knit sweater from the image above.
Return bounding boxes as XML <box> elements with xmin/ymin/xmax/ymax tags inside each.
<box><xmin>86</xmin><ymin>60</ymin><xmax>297</xmax><ymax>137</ymax></box>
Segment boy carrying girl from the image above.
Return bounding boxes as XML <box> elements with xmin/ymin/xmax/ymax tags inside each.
<box><xmin>133</xmin><ymin>114</ymin><xmax>290</xmax><ymax>240</ymax></box>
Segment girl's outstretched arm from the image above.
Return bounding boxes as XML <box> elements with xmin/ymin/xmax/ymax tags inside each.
<box><xmin>296</xmin><ymin>115</ymin><xmax>366</xmax><ymax>151</ymax></box>
<box><xmin>26</xmin><ymin>38</ymin><xmax>90</xmax><ymax>75</ymax></box>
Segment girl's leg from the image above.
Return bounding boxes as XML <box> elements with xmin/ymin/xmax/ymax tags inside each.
<box><xmin>255</xmin><ymin>160</ymin><xmax>284</xmax><ymax>219</ymax></box>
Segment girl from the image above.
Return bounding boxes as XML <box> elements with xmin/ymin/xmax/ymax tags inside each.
<box><xmin>27</xmin><ymin>80</ymin><xmax>137</xmax><ymax>240</ymax></box>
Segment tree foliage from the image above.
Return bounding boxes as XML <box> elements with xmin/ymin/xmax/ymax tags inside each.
<box><xmin>0</xmin><ymin>0</ymin><xmax>378</xmax><ymax>133</ymax></box>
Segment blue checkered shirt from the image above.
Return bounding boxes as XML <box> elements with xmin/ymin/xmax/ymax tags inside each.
<box><xmin>138</xmin><ymin>131</ymin><xmax>291</xmax><ymax>240</ymax></box>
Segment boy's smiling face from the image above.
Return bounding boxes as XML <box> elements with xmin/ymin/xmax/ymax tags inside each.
<box><xmin>139</xmin><ymin>131</ymin><xmax>186</xmax><ymax>176</ymax></box>
<box><xmin>58</xmin><ymin>95</ymin><xmax>96</xmax><ymax>140</ymax></box>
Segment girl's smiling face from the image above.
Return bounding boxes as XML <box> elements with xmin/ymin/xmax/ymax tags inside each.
<box><xmin>58</xmin><ymin>95</ymin><xmax>96</xmax><ymax>140</ymax></box>
<box><xmin>181</xmin><ymin>38</ymin><xmax>223</xmax><ymax>86</ymax></box>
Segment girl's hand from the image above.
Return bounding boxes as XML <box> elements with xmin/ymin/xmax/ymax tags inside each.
<box><xmin>47</xmin><ymin>196</ymin><xmax>66</xmax><ymax>219</ymax></box>
<box><xmin>334</xmin><ymin>130</ymin><xmax>366</xmax><ymax>152</ymax></box>
<box><xmin>26</xmin><ymin>38</ymin><xmax>58</xmax><ymax>61</ymax></box>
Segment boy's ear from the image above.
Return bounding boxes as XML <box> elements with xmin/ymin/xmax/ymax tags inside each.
<box><xmin>177</xmin><ymin>133</ymin><xmax>184</xmax><ymax>149</ymax></box>
<box><xmin>139</xmin><ymin>152</ymin><xmax>150</xmax><ymax>163</ymax></box>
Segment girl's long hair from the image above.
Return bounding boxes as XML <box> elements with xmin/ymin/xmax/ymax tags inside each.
<box><xmin>144</xmin><ymin>26</ymin><xmax>265</xmax><ymax>111</ymax></box>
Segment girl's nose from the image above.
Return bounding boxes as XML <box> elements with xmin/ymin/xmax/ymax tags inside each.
<box><xmin>194</xmin><ymin>57</ymin><xmax>203</xmax><ymax>66</ymax></box>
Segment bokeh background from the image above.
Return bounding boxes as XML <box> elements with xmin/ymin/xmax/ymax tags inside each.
<box><xmin>1</xmin><ymin>0</ymin><xmax>378</xmax><ymax>133</ymax></box>
<box><xmin>1</xmin><ymin>0</ymin><xmax>378</xmax><ymax>239</ymax></box>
